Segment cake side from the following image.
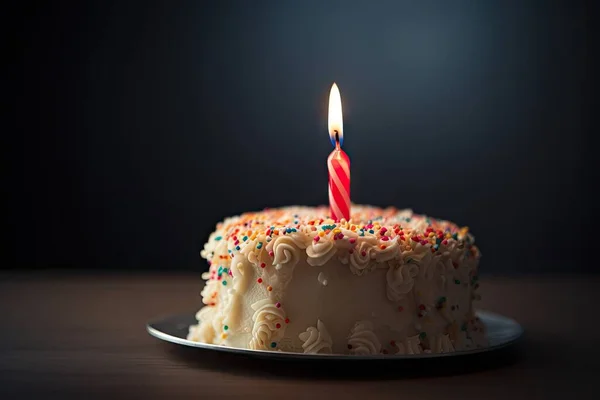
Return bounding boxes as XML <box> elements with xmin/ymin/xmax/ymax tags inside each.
<box><xmin>188</xmin><ymin>205</ymin><xmax>486</xmax><ymax>354</ymax></box>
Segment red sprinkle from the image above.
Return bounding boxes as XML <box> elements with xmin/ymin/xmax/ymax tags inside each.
<box><xmin>257</xmin><ymin>278</ymin><xmax>263</xmax><ymax>283</ymax></box>
<box><xmin>349</xmin><ymin>238</ymin><xmax>356</xmax><ymax>244</ymax></box>
<box><xmin>361</xmin><ymin>251</ymin><xmax>367</xmax><ymax>257</ymax></box>
<box><xmin>276</xmin><ymin>323</ymin><xmax>281</xmax><ymax>329</ymax></box>
<box><xmin>338</xmin><ymin>233</ymin><xmax>344</xmax><ymax>240</ymax></box>
<box><xmin>398</xmin><ymin>306</ymin><xmax>404</xmax><ymax>312</ymax></box>
<box><xmin>390</xmin><ymin>340</ymin><xmax>396</xmax><ymax>346</ymax></box>
<box><xmin>285</xmin><ymin>318</ymin><xmax>290</xmax><ymax>324</ymax></box>
<box><xmin>260</xmin><ymin>263</ymin><xmax>266</xmax><ymax>268</ymax></box>
<box><xmin>314</xmin><ymin>236</ymin><xmax>320</xmax><ymax>242</ymax></box>
<box><xmin>380</xmin><ymin>227</ymin><xmax>387</xmax><ymax>234</ymax></box>
<box><xmin>420</xmin><ymin>240</ymin><xmax>428</xmax><ymax>246</ymax></box>
<box><xmin>269</xmin><ymin>251</ymin><xmax>274</xmax><ymax>257</ymax></box>
<box><xmin>442</xmin><ymin>239</ymin><xmax>448</xmax><ymax>245</ymax></box>
<box><xmin>411</xmin><ymin>236</ymin><xmax>419</xmax><ymax>242</ymax></box>
<box><xmin>349</xmin><ymin>249</ymin><xmax>354</xmax><ymax>254</ymax></box>
<box><xmin>381</xmin><ymin>236</ymin><xmax>389</xmax><ymax>241</ymax></box>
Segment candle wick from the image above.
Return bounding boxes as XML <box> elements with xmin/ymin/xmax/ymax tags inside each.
<box><xmin>334</xmin><ymin>130</ymin><xmax>339</xmax><ymax>143</ymax></box>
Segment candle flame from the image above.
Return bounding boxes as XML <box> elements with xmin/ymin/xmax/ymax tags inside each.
<box><xmin>328</xmin><ymin>82</ymin><xmax>343</xmax><ymax>147</ymax></box>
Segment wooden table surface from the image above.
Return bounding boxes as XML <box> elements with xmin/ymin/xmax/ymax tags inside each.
<box><xmin>1</xmin><ymin>272</ymin><xmax>598</xmax><ymax>399</ymax></box>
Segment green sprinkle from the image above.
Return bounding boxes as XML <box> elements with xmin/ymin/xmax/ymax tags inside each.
<box><xmin>223</xmin><ymin>325</ymin><xmax>228</xmax><ymax>331</ymax></box>
<box><xmin>215</xmin><ymin>236</ymin><xmax>222</xmax><ymax>241</ymax></box>
<box><xmin>222</xmin><ymin>280</ymin><xmax>227</xmax><ymax>286</ymax></box>
<box><xmin>243</xmin><ymin>236</ymin><xmax>248</xmax><ymax>241</ymax></box>
<box><xmin>256</xmin><ymin>242</ymin><xmax>263</xmax><ymax>249</ymax></box>
<box><xmin>452</xmin><ymin>233</ymin><xmax>458</xmax><ymax>240</ymax></box>
<box><xmin>419</xmin><ymin>332</ymin><xmax>427</xmax><ymax>340</ymax></box>
<box><xmin>270</xmin><ymin>342</ymin><xmax>277</xmax><ymax>348</ymax></box>
<box><xmin>455</xmin><ymin>279</ymin><xmax>461</xmax><ymax>285</ymax></box>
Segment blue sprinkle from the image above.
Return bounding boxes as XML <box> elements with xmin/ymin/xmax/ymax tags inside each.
<box><xmin>286</xmin><ymin>228</ymin><xmax>292</xmax><ymax>233</ymax></box>
<box><xmin>369</xmin><ymin>230</ymin><xmax>374</xmax><ymax>234</ymax></box>
<box><xmin>235</xmin><ymin>245</ymin><xmax>240</xmax><ymax>251</ymax></box>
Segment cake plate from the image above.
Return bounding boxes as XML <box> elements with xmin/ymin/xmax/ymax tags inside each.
<box><xmin>146</xmin><ymin>310</ymin><xmax>523</xmax><ymax>360</ymax></box>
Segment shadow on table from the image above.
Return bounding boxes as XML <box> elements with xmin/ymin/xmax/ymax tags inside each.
<box><xmin>161</xmin><ymin>338</ymin><xmax>527</xmax><ymax>380</ymax></box>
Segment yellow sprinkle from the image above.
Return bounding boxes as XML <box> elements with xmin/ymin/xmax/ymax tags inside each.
<box><xmin>319</xmin><ymin>231</ymin><xmax>325</xmax><ymax>237</ymax></box>
<box><xmin>445</xmin><ymin>233</ymin><xmax>452</xmax><ymax>239</ymax></box>
<box><xmin>333</xmin><ymin>228</ymin><xmax>341</xmax><ymax>234</ymax></box>
<box><xmin>221</xmin><ymin>333</ymin><xmax>228</xmax><ymax>339</ymax></box>
<box><xmin>428</xmin><ymin>232</ymin><xmax>435</xmax><ymax>238</ymax></box>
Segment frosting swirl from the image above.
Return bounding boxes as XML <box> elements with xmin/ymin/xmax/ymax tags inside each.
<box><xmin>346</xmin><ymin>239</ymin><xmax>377</xmax><ymax>275</ymax></box>
<box><xmin>269</xmin><ymin>235</ymin><xmax>305</xmax><ymax>270</ymax></box>
<box><xmin>394</xmin><ymin>334</ymin><xmax>422</xmax><ymax>355</ymax></box>
<box><xmin>248</xmin><ymin>299</ymin><xmax>286</xmax><ymax>350</ymax></box>
<box><xmin>298</xmin><ymin>319</ymin><xmax>333</xmax><ymax>354</ymax></box>
<box><xmin>306</xmin><ymin>240</ymin><xmax>337</xmax><ymax>267</ymax></box>
<box><xmin>347</xmin><ymin>321</ymin><xmax>381</xmax><ymax>355</ymax></box>
<box><xmin>386</xmin><ymin>263</ymin><xmax>419</xmax><ymax>301</ymax></box>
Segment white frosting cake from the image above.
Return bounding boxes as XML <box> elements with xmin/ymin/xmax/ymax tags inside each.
<box><xmin>188</xmin><ymin>205</ymin><xmax>487</xmax><ymax>355</ymax></box>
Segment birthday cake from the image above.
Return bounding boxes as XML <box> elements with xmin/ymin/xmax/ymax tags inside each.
<box><xmin>188</xmin><ymin>205</ymin><xmax>487</xmax><ymax>355</ymax></box>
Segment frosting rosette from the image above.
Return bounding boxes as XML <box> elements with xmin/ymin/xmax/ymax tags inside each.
<box><xmin>298</xmin><ymin>319</ymin><xmax>333</xmax><ymax>354</ymax></box>
<box><xmin>248</xmin><ymin>299</ymin><xmax>286</xmax><ymax>350</ymax></box>
<box><xmin>386</xmin><ymin>263</ymin><xmax>419</xmax><ymax>302</ymax></box>
<box><xmin>347</xmin><ymin>320</ymin><xmax>381</xmax><ymax>355</ymax></box>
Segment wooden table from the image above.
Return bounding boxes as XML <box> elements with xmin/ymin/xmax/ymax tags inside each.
<box><xmin>1</xmin><ymin>272</ymin><xmax>598</xmax><ymax>399</ymax></box>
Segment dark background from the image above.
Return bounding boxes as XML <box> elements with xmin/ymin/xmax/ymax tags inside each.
<box><xmin>9</xmin><ymin>0</ymin><xmax>594</xmax><ymax>274</ymax></box>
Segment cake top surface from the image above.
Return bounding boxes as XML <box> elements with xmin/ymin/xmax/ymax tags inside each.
<box><xmin>202</xmin><ymin>204</ymin><xmax>476</xmax><ymax>261</ymax></box>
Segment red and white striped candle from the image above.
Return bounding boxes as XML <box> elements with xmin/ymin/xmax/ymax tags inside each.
<box><xmin>327</xmin><ymin>83</ymin><xmax>351</xmax><ymax>221</ymax></box>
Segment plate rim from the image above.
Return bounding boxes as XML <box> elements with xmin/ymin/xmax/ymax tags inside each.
<box><xmin>147</xmin><ymin>309</ymin><xmax>524</xmax><ymax>360</ymax></box>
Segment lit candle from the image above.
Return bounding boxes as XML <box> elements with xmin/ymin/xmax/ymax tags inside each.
<box><xmin>327</xmin><ymin>83</ymin><xmax>351</xmax><ymax>222</ymax></box>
